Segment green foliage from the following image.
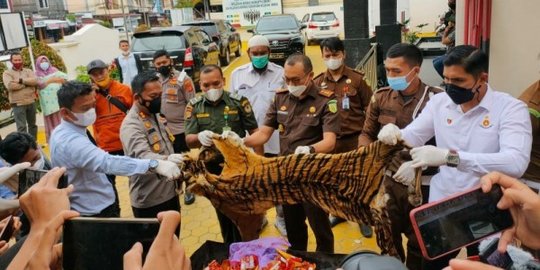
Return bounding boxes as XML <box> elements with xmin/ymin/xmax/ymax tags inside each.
<box><xmin>75</xmin><ymin>66</ymin><xmax>91</xmax><ymax>83</ymax></box>
<box><xmin>176</xmin><ymin>0</ymin><xmax>195</xmax><ymax>8</ymax></box>
<box><xmin>135</xmin><ymin>24</ymin><xmax>150</xmax><ymax>33</ymax></box>
<box><xmin>66</xmin><ymin>13</ymin><xmax>76</xmax><ymax>23</ymax></box>
<box><xmin>99</xmin><ymin>21</ymin><xmax>113</xmax><ymax>28</ymax></box>
<box><xmin>0</xmin><ymin>40</ymin><xmax>67</xmax><ymax>111</ymax></box>
<box><xmin>401</xmin><ymin>19</ymin><xmax>429</xmax><ymax>44</ymax></box>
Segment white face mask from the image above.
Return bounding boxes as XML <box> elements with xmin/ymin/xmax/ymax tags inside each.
<box><xmin>39</xmin><ymin>62</ymin><xmax>50</xmax><ymax>71</ymax></box>
<box><xmin>72</xmin><ymin>108</ymin><xmax>97</xmax><ymax>127</ymax></box>
<box><xmin>288</xmin><ymin>85</ymin><xmax>307</xmax><ymax>97</ymax></box>
<box><xmin>31</xmin><ymin>156</ymin><xmax>45</xmax><ymax>170</ymax></box>
<box><xmin>324</xmin><ymin>58</ymin><xmax>343</xmax><ymax>71</ymax></box>
<box><xmin>205</xmin><ymin>88</ymin><xmax>223</xmax><ymax>102</ymax></box>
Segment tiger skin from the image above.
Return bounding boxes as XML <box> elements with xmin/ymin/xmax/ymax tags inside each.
<box><xmin>179</xmin><ymin>132</ymin><xmax>421</xmax><ymax>257</ymax></box>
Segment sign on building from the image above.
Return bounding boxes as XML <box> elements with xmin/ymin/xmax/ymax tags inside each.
<box><xmin>223</xmin><ymin>0</ymin><xmax>282</xmax><ymax>27</ymax></box>
<box><xmin>0</xmin><ymin>12</ymin><xmax>29</xmax><ymax>52</ymax></box>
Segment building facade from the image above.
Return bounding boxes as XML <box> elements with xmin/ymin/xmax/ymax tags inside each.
<box><xmin>12</xmin><ymin>0</ymin><xmax>66</xmax><ymax>19</ymax></box>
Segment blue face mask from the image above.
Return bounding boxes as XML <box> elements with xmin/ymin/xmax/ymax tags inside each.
<box><xmin>251</xmin><ymin>55</ymin><xmax>269</xmax><ymax>69</ymax></box>
<box><xmin>387</xmin><ymin>69</ymin><xmax>415</xmax><ymax>91</ymax></box>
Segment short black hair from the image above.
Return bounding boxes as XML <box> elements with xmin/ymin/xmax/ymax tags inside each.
<box><xmin>0</xmin><ymin>132</ymin><xmax>37</xmax><ymax>165</ymax></box>
<box><xmin>386</xmin><ymin>43</ymin><xmax>423</xmax><ymax>67</ymax></box>
<box><xmin>320</xmin><ymin>37</ymin><xmax>344</xmax><ymax>53</ymax></box>
<box><xmin>119</xmin><ymin>40</ymin><xmax>129</xmax><ymax>46</ymax></box>
<box><xmin>131</xmin><ymin>70</ymin><xmax>161</xmax><ymax>95</ymax></box>
<box><xmin>10</xmin><ymin>52</ymin><xmax>22</xmax><ymax>61</ymax></box>
<box><xmin>285</xmin><ymin>53</ymin><xmax>313</xmax><ymax>74</ymax></box>
<box><xmin>153</xmin><ymin>50</ymin><xmax>170</xmax><ymax>61</ymax></box>
<box><xmin>200</xmin><ymin>64</ymin><xmax>223</xmax><ymax>77</ymax></box>
<box><xmin>57</xmin><ymin>81</ymin><xmax>94</xmax><ymax>110</ymax></box>
<box><xmin>443</xmin><ymin>45</ymin><xmax>488</xmax><ymax>78</ymax></box>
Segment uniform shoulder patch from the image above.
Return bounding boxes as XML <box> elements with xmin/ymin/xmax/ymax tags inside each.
<box><xmin>327</xmin><ymin>99</ymin><xmax>338</xmax><ymax>113</ymax></box>
<box><xmin>189</xmin><ymin>96</ymin><xmax>202</xmax><ymax>105</ymax></box>
<box><xmin>318</xmin><ymin>89</ymin><xmax>334</xmax><ymax>98</ymax></box>
<box><xmin>276</xmin><ymin>88</ymin><xmax>289</xmax><ymax>94</ymax></box>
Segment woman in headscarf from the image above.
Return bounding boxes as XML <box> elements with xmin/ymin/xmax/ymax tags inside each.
<box><xmin>35</xmin><ymin>55</ymin><xmax>67</xmax><ymax>143</ymax></box>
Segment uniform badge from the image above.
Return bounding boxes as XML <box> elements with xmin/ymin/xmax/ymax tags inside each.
<box><xmin>280</xmin><ymin>106</ymin><xmax>287</xmax><ymax>111</ymax></box>
<box><xmin>169</xmin><ymin>78</ymin><xmax>178</xmax><ymax>85</ymax></box>
<box><xmin>327</xmin><ymin>100</ymin><xmax>338</xmax><ymax>113</ymax></box>
<box><xmin>185</xmin><ymin>105</ymin><xmax>192</xmax><ymax>120</ymax></box>
<box><xmin>481</xmin><ymin>115</ymin><xmax>492</xmax><ymax>128</ymax></box>
<box><xmin>446</xmin><ymin>118</ymin><xmax>453</xmax><ymax>125</ymax></box>
<box><xmin>320</xmin><ymin>82</ymin><xmax>327</xmax><ymax>89</ymax></box>
<box><xmin>278</xmin><ymin>124</ymin><xmax>284</xmax><ymax>133</ymax></box>
<box><xmin>346</xmin><ymin>78</ymin><xmax>352</xmax><ymax>84</ymax></box>
<box><xmin>309</xmin><ymin>106</ymin><xmax>316</xmax><ymax>113</ymax></box>
<box><xmin>153</xmin><ymin>144</ymin><xmax>160</xmax><ymax>152</ymax></box>
<box><xmin>243</xmin><ymin>103</ymin><xmax>252</xmax><ymax>114</ymax></box>
<box><xmin>144</xmin><ymin>121</ymin><xmax>152</xmax><ymax>128</ymax></box>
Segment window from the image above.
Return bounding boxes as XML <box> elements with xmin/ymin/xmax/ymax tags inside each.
<box><xmin>0</xmin><ymin>0</ymin><xmax>8</xmax><ymax>9</ymax></box>
<box><xmin>38</xmin><ymin>0</ymin><xmax>49</xmax><ymax>8</ymax></box>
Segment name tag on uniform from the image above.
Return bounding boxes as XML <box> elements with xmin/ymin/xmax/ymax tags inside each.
<box><xmin>277</xmin><ymin>111</ymin><xmax>288</xmax><ymax>115</ymax></box>
<box><xmin>196</xmin><ymin>113</ymin><xmax>210</xmax><ymax>118</ymax></box>
<box><xmin>166</xmin><ymin>88</ymin><xmax>178</xmax><ymax>103</ymax></box>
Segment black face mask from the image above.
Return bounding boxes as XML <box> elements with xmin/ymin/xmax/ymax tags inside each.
<box><xmin>445</xmin><ymin>83</ymin><xmax>478</xmax><ymax>105</ymax></box>
<box><xmin>140</xmin><ymin>96</ymin><xmax>162</xmax><ymax>114</ymax></box>
<box><xmin>157</xmin><ymin>65</ymin><xmax>172</xmax><ymax>77</ymax></box>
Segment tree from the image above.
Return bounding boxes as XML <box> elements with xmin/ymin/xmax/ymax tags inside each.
<box><xmin>176</xmin><ymin>0</ymin><xmax>195</xmax><ymax>8</ymax></box>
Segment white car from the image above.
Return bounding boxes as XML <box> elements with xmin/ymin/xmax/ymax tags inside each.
<box><xmin>301</xmin><ymin>12</ymin><xmax>340</xmax><ymax>45</ymax></box>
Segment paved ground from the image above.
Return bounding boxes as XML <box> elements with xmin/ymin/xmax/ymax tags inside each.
<box><xmin>0</xmin><ymin>36</ymin><xmax>443</xmax><ymax>257</ymax></box>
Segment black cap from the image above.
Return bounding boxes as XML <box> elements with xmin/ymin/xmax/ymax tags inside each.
<box><xmin>86</xmin><ymin>59</ymin><xmax>107</xmax><ymax>74</ymax></box>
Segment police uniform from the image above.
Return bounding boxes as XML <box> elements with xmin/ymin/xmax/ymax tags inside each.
<box><xmin>160</xmin><ymin>70</ymin><xmax>196</xmax><ymax>153</ymax></box>
<box><xmin>184</xmin><ymin>91</ymin><xmax>259</xmax><ymax>244</ymax></box>
<box><xmin>313</xmin><ymin>66</ymin><xmax>372</xmax><ymax>153</ymax></box>
<box><xmin>519</xmin><ymin>80</ymin><xmax>540</xmax><ymax>190</ymax></box>
<box><xmin>264</xmin><ymin>83</ymin><xmax>340</xmax><ymax>253</ymax></box>
<box><xmin>119</xmin><ymin>105</ymin><xmax>180</xmax><ymax>219</ymax></box>
<box><xmin>358</xmin><ymin>81</ymin><xmax>442</xmax><ymax>269</ymax></box>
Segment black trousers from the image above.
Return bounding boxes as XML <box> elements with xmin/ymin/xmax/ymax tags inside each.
<box><xmin>282</xmin><ymin>202</ymin><xmax>334</xmax><ymax>253</ymax></box>
<box><xmin>173</xmin><ymin>133</ymin><xmax>189</xmax><ymax>153</ymax></box>
<box><xmin>132</xmin><ymin>195</ymin><xmax>181</xmax><ymax>236</ymax></box>
<box><xmin>105</xmin><ymin>150</ymin><xmax>124</xmax><ymax>211</ymax></box>
<box><xmin>89</xmin><ymin>203</ymin><xmax>121</xmax><ymax>218</ymax></box>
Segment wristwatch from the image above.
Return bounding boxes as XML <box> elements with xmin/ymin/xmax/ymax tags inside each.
<box><xmin>446</xmin><ymin>150</ymin><xmax>460</xmax><ymax>167</ymax></box>
<box><xmin>148</xmin><ymin>159</ymin><xmax>159</xmax><ymax>172</ymax></box>
<box><xmin>308</xmin><ymin>145</ymin><xmax>316</xmax><ymax>154</ymax></box>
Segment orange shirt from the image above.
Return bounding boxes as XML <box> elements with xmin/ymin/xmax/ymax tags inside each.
<box><xmin>93</xmin><ymin>80</ymin><xmax>133</xmax><ymax>152</ymax></box>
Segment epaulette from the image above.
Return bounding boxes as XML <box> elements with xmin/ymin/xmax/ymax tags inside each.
<box><xmin>318</xmin><ymin>89</ymin><xmax>334</xmax><ymax>98</ymax></box>
<box><xmin>351</xmin><ymin>69</ymin><xmax>365</xmax><ymax>76</ymax></box>
<box><xmin>189</xmin><ymin>96</ymin><xmax>203</xmax><ymax>105</ymax></box>
<box><xmin>229</xmin><ymin>92</ymin><xmax>242</xmax><ymax>101</ymax></box>
<box><xmin>374</xmin><ymin>86</ymin><xmax>392</xmax><ymax>95</ymax></box>
<box><xmin>313</xmin><ymin>72</ymin><xmax>325</xmax><ymax>81</ymax></box>
<box><xmin>276</xmin><ymin>88</ymin><xmax>288</xmax><ymax>94</ymax></box>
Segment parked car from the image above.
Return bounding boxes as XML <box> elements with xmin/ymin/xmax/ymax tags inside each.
<box><xmin>131</xmin><ymin>26</ymin><xmax>220</xmax><ymax>88</ymax></box>
<box><xmin>248</xmin><ymin>14</ymin><xmax>306</xmax><ymax>65</ymax></box>
<box><xmin>182</xmin><ymin>19</ymin><xmax>242</xmax><ymax>66</ymax></box>
<box><xmin>301</xmin><ymin>12</ymin><xmax>340</xmax><ymax>45</ymax></box>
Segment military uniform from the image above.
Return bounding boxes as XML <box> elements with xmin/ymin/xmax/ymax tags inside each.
<box><xmin>184</xmin><ymin>91</ymin><xmax>259</xmax><ymax>244</ymax></box>
<box><xmin>119</xmin><ymin>105</ymin><xmax>180</xmax><ymax>220</ymax></box>
<box><xmin>358</xmin><ymin>81</ymin><xmax>442</xmax><ymax>269</ymax></box>
<box><xmin>313</xmin><ymin>66</ymin><xmax>372</xmax><ymax>153</ymax></box>
<box><xmin>264</xmin><ymin>83</ymin><xmax>340</xmax><ymax>253</ymax></box>
<box><xmin>160</xmin><ymin>70</ymin><xmax>196</xmax><ymax>153</ymax></box>
<box><xmin>519</xmin><ymin>80</ymin><xmax>540</xmax><ymax>189</ymax></box>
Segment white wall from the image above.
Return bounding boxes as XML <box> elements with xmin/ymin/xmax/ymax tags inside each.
<box><xmin>49</xmin><ymin>24</ymin><xmax>120</xmax><ymax>79</ymax></box>
<box><xmin>409</xmin><ymin>0</ymin><xmax>448</xmax><ymax>33</ymax></box>
<box><xmin>489</xmin><ymin>0</ymin><xmax>540</xmax><ymax>97</ymax></box>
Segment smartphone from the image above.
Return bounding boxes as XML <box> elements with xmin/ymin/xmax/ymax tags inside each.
<box><xmin>63</xmin><ymin>217</ymin><xmax>160</xmax><ymax>270</ymax></box>
<box><xmin>0</xmin><ymin>216</ymin><xmax>15</xmax><ymax>242</ymax></box>
<box><xmin>479</xmin><ymin>238</ymin><xmax>513</xmax><ymax>269</ymax></box>
<box><xmin>410</xmin><ymin>184</ymin><xmax>513</xmax><ymax>260</ymax></box>
<box><xmin>18</xmin><ymin>168</ymin><xmax>68</xmax><ymax>196</ymax></box>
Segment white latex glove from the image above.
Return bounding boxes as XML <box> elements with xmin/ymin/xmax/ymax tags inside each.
<box><xmin>0</xmin><ymin>162</ymin><xmax>31</xmax><ymax>184</ymax></box>
<box><xmin>377</xmin><ymin>124</ymin><xmax>402</xmax><ymax>145</ymax></box>
<box><xmin>221</xmin><ymin>130</ymin><xmax>243</xmax><ymax>145</ymax></box>
<box><xmin>156</xmin><ymin>160</ymin><xmax>182</xmax><ymax>180</ymax></box>
<box><xmin>198</xmin><ymin>130</ymin><xmax>214</xmax><ymax>147</ymax></box>
<box><xmin>294</xmin><ymin>146</ymin><xmax>311</xmax><ymax>154</ymax></box>
<box><xmin>410</xmin><ymin>145</ymin><xmax>449</xmax><ymax>168</ymax></box>
<box><xmin>393</xmin><ymin>161</ymin><xmax>416</xmax><ymax>186</ymax></box>
<box><xmin>167</xmin><ymin>154</ymin><xmax>184</xmax><ymax>165</ymax></box>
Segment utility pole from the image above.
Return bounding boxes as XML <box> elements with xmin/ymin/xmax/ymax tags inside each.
<box><xmin>120</xmin><ymin>0</ymin><xmax>130</xmax><ymax>41</ymax></box>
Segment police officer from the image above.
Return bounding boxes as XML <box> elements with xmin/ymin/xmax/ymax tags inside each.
<box><xmin>313</xmin><ymin>37</ymin><xmax>373</xmax><ymax>236</ymax></box>
<box><xmin>519</xmin><ymin>80</ymin><xmax>540</xmax><ymax>192</ymax></box>
<box><xmin>244</xmin><ymin>54</ymin><xmax>340</xmax><ymax>253</ymax></box>
<box><xmin>184</xmin><ymin>64</ymin><xmax>262</xmax><ymax>244</ymax></box>
<box><xmin>120</xmin><ymin>71</ymin><xmax>184</xmax><ymax>225</ymax></box>
<box><xmin>153</xmin><ymin>49</ymin><xmax>196</xmax><ymax>205</ymax></box>
<box><xmin>358</xmin><ymin>43</ymin><xmax>442</xmax><ymax>269</ymax></box>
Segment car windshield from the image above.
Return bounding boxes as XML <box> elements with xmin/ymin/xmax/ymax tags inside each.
<box><xmin>184</xmin><ymin>22</ymin><xmax>218</xmax><ymax>36</ymax></box>
<box><xmin>256</xmin><ymin>16</ymin><xmax>298</xmax><ymax>31</ymax></box>
<box><xmin>132</xmin><ymin>33</ymin><xmax>186</xmax><ymax>51</ymax></box>
<box><xmin>312</xmin><ymin>13</ymin><xmax>336</xmax><ymax>21</ymax></box>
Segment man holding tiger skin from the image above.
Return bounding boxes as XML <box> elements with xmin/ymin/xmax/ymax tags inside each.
<box><xmin>244</xmin><ymin>53</ymin><xmax>340</xmax><ymax>253</ymax></box>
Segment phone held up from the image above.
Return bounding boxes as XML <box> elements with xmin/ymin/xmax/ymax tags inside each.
<box><xmin>18</xmin><ymin>168</ymin><xmax>68</xmax><ymax>196</ymax></box>
<box><xmin>410</xmin><ymin>184</ymin><xmax>513</xmax><ymax>260</ymax></box>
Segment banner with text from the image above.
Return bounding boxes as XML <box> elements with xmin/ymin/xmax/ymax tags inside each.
<box><xmin>223</xmin><ymin>0</ymin><xmax>282</xmax><ymax>27</ymax></box>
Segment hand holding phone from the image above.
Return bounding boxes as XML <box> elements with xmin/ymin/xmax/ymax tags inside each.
<box><xmin>0</xmin><ymin>216</ymin><xmax>15</xmax><ymax>242</ymax></box>
<box><xmin>18</xmin><ymin>168</ymin><xmax>68</xmax><ymax>196</ymax></box>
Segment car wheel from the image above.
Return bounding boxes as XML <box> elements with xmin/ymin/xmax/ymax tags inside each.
<box><xmin>235</xmin><ymin>43</ymin><xmax>242</xmax><ymax>57</ymax></box>
<box><xmin>220</xmin><ymin>47</ymin><xmax>230</xmax><ymax>66</ymax></box>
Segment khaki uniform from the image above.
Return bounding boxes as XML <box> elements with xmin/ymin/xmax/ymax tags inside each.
<box><xmin>358</xmin><ymin>81</ymin><xmax>442</xmax><ymax>269</ymax></box>
<box><xmin>264</xmin><ymin>83</ymin><xmax>340</xmax><ymax>253</ymax></box>
<box><xmin>160</xmin><ymin>70</ymin><xmax>195</xmax><ymax>136</ymax></box>
<box><xmin>119</xmin><ymin>105</ymin><xmax>177</xmax><ymax>210</ymax></box>
<box><xmin>313</xmin><ymin>66</ymin><xmax>372</xmax><ymax>153</ymax></box>
<box><xmin>184</xmin><ymin>91</ymin><xmax>259</xmax><ymax>244</ymax></box>
<box><xmin>519</xmin><ymin>80</ymin><xmax>540</xmax><ymax>186</ymax></box>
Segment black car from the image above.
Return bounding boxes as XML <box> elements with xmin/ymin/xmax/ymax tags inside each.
<box><xmin>131</xmin><ymin>26</ymin><xmax>220</xmax><ymax>87</ymax></box>
<box><xmin>182</xmin><ymin>19</ymin><xmax>242</xmax><ymax>66</ymax></box>
<box><xmin>248</xmin><ymin>14</ymin><xmax>307</xmax><ymax>64</ymax></box>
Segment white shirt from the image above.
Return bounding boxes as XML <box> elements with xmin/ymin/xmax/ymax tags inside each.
<box><xmin>402</xmin><ymin>85</ymin><xmax>532</xmax><ymax>201</ymax></box>
<box><xmin>118</xmin><ymin>53</ymin><xmax>138</xmax><ymax>85</ymax></box>
<box><xmin>230</xmin><ymin>62</ymin><xmax>285</xmax><ymax>155</ymax></box>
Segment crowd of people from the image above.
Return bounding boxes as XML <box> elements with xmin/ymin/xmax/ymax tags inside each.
<box><xmin>0</xmin><ymin>25</ymin><xmax>538</xmax><ymax>269</ymax></box>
